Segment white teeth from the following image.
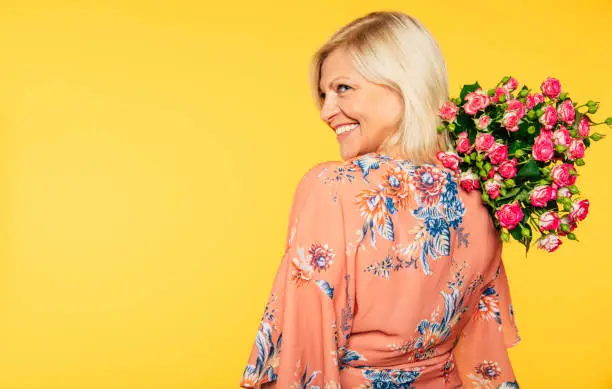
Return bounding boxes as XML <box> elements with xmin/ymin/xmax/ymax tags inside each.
<box><xmin>335</xmin><ymin>123</ymin><xmax>359</xmax><ymax>135</ymax></box>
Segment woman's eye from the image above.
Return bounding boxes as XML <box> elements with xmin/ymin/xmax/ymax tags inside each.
<box><xmin>337</xmin><ymin>84</ymin><xmax>351</xmax><ymax>93</ymax></box>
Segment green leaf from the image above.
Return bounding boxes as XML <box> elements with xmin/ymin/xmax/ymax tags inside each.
<box><xmin>516</xmin><ymin>159</ymin><xmax>540</xmax><ymax>178</ymax></box>
<box><xmin>500</xmin><ymin>186</ymin><xmax>521</xmax><ymax>199</ymax></box>
<box><xmin>459</xmin><ymin>82</ymin><xmax>481</xmax><ymax>102</ymax></box>
<box><xmin>516</xmin><ymin>121</ymin><xmax>532</xmax><ymax>140</ymax></box>
<box><xmin>509</xmin><ymin>225</ymin><xmax>523</xmax><ymax>241</ymax></box>
<box><xmin>584</xmin><ymin>137</ymin><xmax>591</xmax><ymax>148</ymax></box>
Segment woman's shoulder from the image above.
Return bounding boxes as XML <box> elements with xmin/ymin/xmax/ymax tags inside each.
<box><xmin>295</xmin><ymin>153</ymin><xmax>389</xmax><ymax>191</ymax></box>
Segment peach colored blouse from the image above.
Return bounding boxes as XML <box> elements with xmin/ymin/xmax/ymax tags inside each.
<box><xmin>240</xmin><ymin>153</ymin><xmax>520</xmax><ymax>389</ymax></box>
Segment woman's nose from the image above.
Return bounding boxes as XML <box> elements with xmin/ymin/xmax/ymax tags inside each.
<box><xmin>319</xmin><ymin>97</ymin><xmax>339</xmax><ymax>124</ymax></box>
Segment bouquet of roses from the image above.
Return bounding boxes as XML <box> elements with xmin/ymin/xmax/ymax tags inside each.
<box><xmin>435</xmin><ymin>76</ymin><xmax>611</xmax><ymax>253</ymax></box>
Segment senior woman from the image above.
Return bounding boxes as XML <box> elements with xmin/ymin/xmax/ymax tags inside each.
<box><xmin>240</xmin><ymin>11</ymin><xmax>520</xmax><ymax>389</ymax></box>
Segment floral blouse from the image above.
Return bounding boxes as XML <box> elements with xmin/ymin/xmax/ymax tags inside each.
<box><xmin>240</xmin><ymin>153</ymin><xmax>520</xmax><ymax>389</ymax></box>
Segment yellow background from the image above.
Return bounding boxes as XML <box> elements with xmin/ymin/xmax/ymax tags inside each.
<box><xmin>0</xmin><ymin>1</ymin><xmax>611</xmax><ymax>388</ymax></box>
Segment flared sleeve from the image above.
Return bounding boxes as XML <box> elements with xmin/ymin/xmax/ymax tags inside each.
<box><xmin>453</xmin><ymin>239</ymin><xmax>521</xmax><ymax>389</ymax></box>
<box><xmin>240</xmin><ymin>164</ymin><xmax>356</xmax><ymax>389</ymax></box>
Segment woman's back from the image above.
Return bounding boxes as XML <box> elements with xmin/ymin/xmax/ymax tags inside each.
<box><xmin>240</xmin><ymin>153</ymin><xmax>520</xmax><ymax>389</ymax></box>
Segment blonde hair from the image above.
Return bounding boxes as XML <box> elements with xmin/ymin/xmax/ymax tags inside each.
<box><xmin>309</xmin><ymin>11</ymin><xmax>453</xmax><ymax>165</ymax></box>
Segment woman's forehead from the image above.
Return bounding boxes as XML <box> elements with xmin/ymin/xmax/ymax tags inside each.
<box><xmin>320</xmin><ymin>50</ymin><xmax>359</xmax><ymax>89</ymax></box>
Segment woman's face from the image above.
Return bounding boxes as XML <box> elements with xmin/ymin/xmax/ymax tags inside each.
<box><xmin>319</xmin><ymin>48</ymin><xmax>404</xmax><ymax>161</ymax></box>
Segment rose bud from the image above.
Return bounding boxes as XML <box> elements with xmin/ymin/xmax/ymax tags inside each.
<box><xmin>438</xmin><ymin>101</ymin><xmax>460</xmax><ymax>122</ymax></box>
<box><xmin>551</xmin><ymin>164</ymin><xmax>577</xmax><ymax>187</ymax></box>
<box><xmin>460</xmin><ymin>170</ymin><xmax>480</xmax><ymax>192</ymax></box>
<box><xmin>530</xmin><ymin>185</ymin><xmax>555</xmax><ymax>207</ymax></box>
<box><xmin>557</xmin><ymin>99</ymin><xmax>576</xmax><ymax>125</ymax></box>
<box><xmin>538</xmin><ymin>233</ymin><xmax>563</xmax><ymax>252</ymax></box>
<box><xmin>578</xmin><ymin>116</ymin><xmax>591</xmax><ymax>138</ymax></box>
<box><xmin>532</xmin><ymin>133</ymin><xmax>555</xmax><ymax>162</ymax></box>
<box><xmin>501</xmin><ymin>230</ymin><xmax>511</xmax><ymax>242</ymax></box>
<box><xmin>539</xmin><ymin>211</ymin><xmax>561</xmax><ymax>232</ymax></box>
<box><xmin>539</xmin><ymin>105</ymin><xmax>558</xmax><ymax>130</ymax></box>
<box><xmin>498</xmin><ymin>158</ymin><xmax>518</xmax><ymax>179</ymax></box>
<box><xmin>475</xmin><ymin>133</ymin><xmax>495</xmax><ymax>152</ymax></box>
<box><xmin>558</xmin><ymin>215</ymin><xmax>577</xmax><ymax>237</ymax></box>
<box><xmin>569</xmin><ymin>199</ymin><xmax>589</xmax><ymax>222</ymax></box>
<box><xmin>540</xmin><ymin>77</ymin><xmax>562</xmax><ymax>99</ymax></box>
<box><xmin>590</xmin><ymin>133</ymin><xmax>603</xmax><ymax>141</ymax></box>
<box><xmin>492</xmin><ymin>87</ymin><xmax>511</xmax><ymax>103</ymax></box>
<box><xmin>436</xmin><ymin>151</ymin><xmax>462</xmax><ymax>171</ymax></box>
<box><xmin>495</xmin><ymin>201</ymin><xmax>524</xmax><ymax>230</ymax></box>
<box><xmin>463</xmin><ymin>89</ymin><xmax>491</xmax><ymax>115</ymax></box>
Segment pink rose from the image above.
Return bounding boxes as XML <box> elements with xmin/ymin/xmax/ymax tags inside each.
<box><xmin>463</xmin><ymin>90</ymin><xmax>491</xmax><ymax>115</ymax></box>
<box><xmin>495</xmin><ymin>201</ymin><xmax>524</xmax><ymax>230</ymax></box>
<box><xmin>567</xmin><ymin>138</ymin><xmax>585</xmax><ymax>161</ymax></box>
<box><xmin>557</xmin><ymin>99</ymin><xmax>575</xmax><ymax>125</ymax></box>
<box><xmin>551</xmin><ymin>164</ymin><xmax>577</xmax><ymax>187</ymax></box>
<box><xmin>527</xmin><ymin>94</ymin><xmax>546</xmax><ymax>110</ymax></box>
<box><xmin>553</xmin><ymin>126</ymin><xmax>571</xmax><ymax>147</ymax></box>
<box><xmin>539</xmin><ymin>211</ymin><xmax>561</xmax><ymax>232</ymax></box>
<box><xmin>439</xmin><ymin>101</ymin><xmax>460</xmax><ymax>122</ymax></box>
<box><xmin>498</xmin><ymin>158</ymin><xmax>518</xmax><ymax>179</ymax></box>
<box><xmin>557</xmin><ymin>187</ymin><xmax>572</xmax><ymax>198</ymax></box>
<box><xmin>456</xmin><ymin>132</ymin><xmax>472</xmax><ymax>154</ymax></box>
<box><xmin>526</xmin><ymin>94</ymin><xmax>537</xmax><ymax>110</ymax></box>
<box><xmin>538</xmin><ymin>233</ymin><xmax>562</xmax><ymax>252</ymax></box>
<box><xmin>539</xmin><ymin>105</ymin><xmax>558</xmax><ymax>129</ymax></box>
<box><xmin>487</xmin><ymin>143</ymin><xmax>509</xmax><ymax>165</ymax></box>
<box><xmin>436</xmin><ymin>151</ymin><xmax>462</xmax><ymax>171</ymax></box>
<box><xmin>486</xmin><ymin>167</ymin><xmax>498</xmax><ymax>180</ymax></box>
<box><xmin>540</xmin><ymin>77</ymin><xmax>562</xmax><ymax>99</ymax></box>
<box><xmin>460</xmin><ymin>171</ymin><xmax>480</xmax><ymax>192</ymax></box>
<box><xmin>569</xmin><ymin>199</ymin><xmax>589</xmax><ymax>222</ymax></box>
<box><xmin>477</xmin><ymin>115</ymin><xmax>492</xmax><ymax>130</ymax></box>
<box><xmin>578</xmin><ymin>116</ymin><xmax>591</xmax><ymax>138</ymax></box>
<box><xmin>558</xmin><ymin>215</ymin><xmax>576</xmax><ymax>236</ymax></box>
<box><xmin>503</xmin><ymin>77</ymin><xmax>519</xmax><ymax>91</ymax></box>
<box><xmin>475</xmin><ymin>133</ymin><xmax>495</xmax><ymax>152</ymax></box>
<box><xmin>530</xmin><ymin>185</ymin><xmax>555</xmax><ymax>207</ymax></box>
<box><xmin>540</xmin><ymin>128</ymin><xmax>553</xmax><ymax>139</ymax></box>
<box><xmin>507</xmin><ymin>99</ymin><xmax>526</xmax><ymax>118</ymax></box>
<box><xmin>492</xmin><ymin>87</ymin><xmax>511</xmax><ymax>103</ymax></box>
<box><xmin>532</xmin><ymin>133</ymin><xmax>555</xmax><ymax>161</ymax></box>
<box><xmin>484</xmin><ymin>179</ymin><xmax>501</xmax><ymax>199</ymax></box>
<box><xmin>502</xmin><ymin>111</ymin><xmax>520</xmax><ymax>132</ymax></box>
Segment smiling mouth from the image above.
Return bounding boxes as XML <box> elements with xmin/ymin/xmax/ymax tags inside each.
<box><xmin>334</xmin><ymin>123</ymin><xmax>359</xmax><ymax>135</ymax></box>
